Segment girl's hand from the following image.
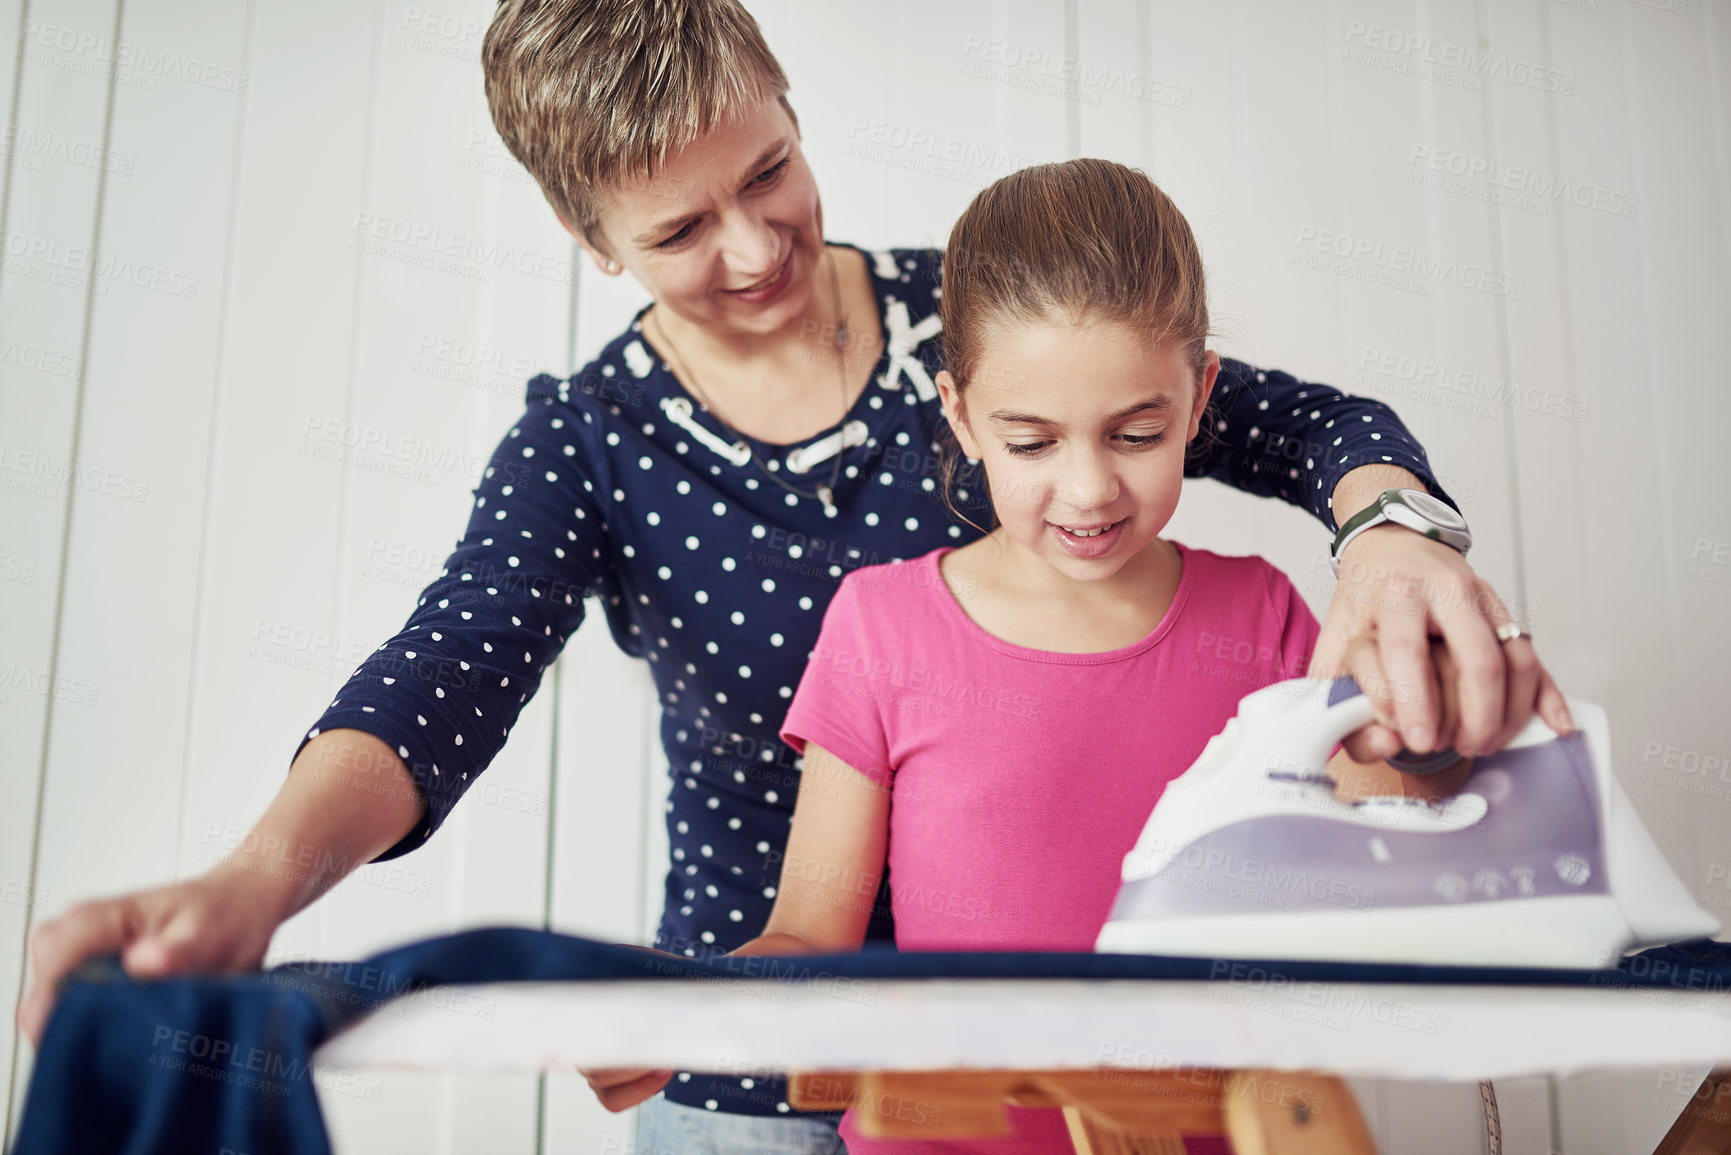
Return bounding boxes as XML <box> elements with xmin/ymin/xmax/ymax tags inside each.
<box><xmin>574</xmin><ymin>739</ymin><xmax>887</xmax><ymax>1113</ymax></box>
<box><xmin>575</xmin><ymin>946</ymin><xmax>695</xmax><ymax>1109</ymax></box>
<box><xmin>1310</xmin><ymin>525</ymin><xmax>1573</xmax><ymax>761</ymax></box>
<box><xmin>581</xmin><ymin>1067</ymin><xmax>675</xmax><ymax>1112</ymax></box>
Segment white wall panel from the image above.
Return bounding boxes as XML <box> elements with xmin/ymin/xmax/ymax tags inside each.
<box><xmin>1518</xmin><ymin>2</ymin><xmax>1731</xmax><ymax>1148</ymax></box>
<box><xmin>0</xmin><ymin>0</ymin><xmax>28</xmax><ymax>229</ymax></box>
<box><xmin>25</xmin><ymin>0</ymin><xmax>249</xmax><ymax>983</ymax></box>
<box><xmin>1</xmin><ymin>0</ymin><xmax>126</xmax><ymax>1133</ymax></box>
<box><xmin>176</xmin><ymin>0</ymin><xmax>378</xmax><ymax>965</ymax></box>
<box><xmin>1138</xmin><ymin>0</ymin><xmax>1276</xmax><ymax>565</ymax></box>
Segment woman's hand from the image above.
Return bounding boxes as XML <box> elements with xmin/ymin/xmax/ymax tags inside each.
<box><xmin>1310</xmin><ymin>524</ymin><xmax>1573</xmax><ymax>762</ymax></box>
<box><xmin>17</xmin><ymin>867</ymin><xmax>287</xmax><ymax>1047</ymax></box>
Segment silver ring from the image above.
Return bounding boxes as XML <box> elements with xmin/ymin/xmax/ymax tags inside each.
<box><xmin>1495</xmin><ymin>622</ymin><xmax>1531</xmax><ymax>645</ymax></box>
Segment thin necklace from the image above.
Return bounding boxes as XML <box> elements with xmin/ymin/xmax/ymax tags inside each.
<box><xmin>650</xmin><ymin>247</ymin><xmax>852</xmax><ymax>517</ymax></box>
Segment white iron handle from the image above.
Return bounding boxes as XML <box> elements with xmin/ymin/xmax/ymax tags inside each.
<box><xmin>1324</xmin><ymin>675</ymin><xmax>1465</xmax><ymax>774</ymax></box>
<box><xmin>1272</xmin><ymin>682</ymin><xmax>1380</xmax><ymax>777</ymax></box>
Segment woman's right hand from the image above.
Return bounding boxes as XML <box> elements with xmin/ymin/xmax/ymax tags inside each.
<box><xmin>16</xmin><ymin>867</ymin><xmax>285</xmax><ymax>1048</ymax></box>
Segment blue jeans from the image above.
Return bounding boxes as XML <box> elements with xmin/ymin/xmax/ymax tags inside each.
<box><xmin>637</xmin><ymin>1094</ymin><xmax>846</xmax><ymax>1154</ymax></box>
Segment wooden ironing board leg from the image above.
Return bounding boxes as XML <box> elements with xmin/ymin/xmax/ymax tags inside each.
<box><xmin>1218</xmin><ymin>1071</ymin><xmax>1377</xmax><ymax>1155</ymax></box>
<box><xmin>1651</xmin><ymin>1067</ymin><xmax>1731</xmax><ymax>1155</ymax></box>
<box><xmin>1062</xmin><ymin>1105</ymin><xmax>1187</xmax><ymax>1155</ymax></box>
<box><xmin>788</xmin><ymin>1067</ymin><xmax>1378</xmax><ymax>1154</ymax></box>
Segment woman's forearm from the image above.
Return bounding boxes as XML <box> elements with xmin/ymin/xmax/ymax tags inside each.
<box><xmin>1192</xmin><ymin>360</ymin><xmax>1453</xmax><ymax>532</ymax></box>
<box><xmin>1330</xmin><ymin>463</ymin><xmax>1427</xmax><ymax>527</ymax></box>
<box><xmin>209</xmin><ymin>728</ymin><xmax>426</xmax><ymax>924</ymax></box>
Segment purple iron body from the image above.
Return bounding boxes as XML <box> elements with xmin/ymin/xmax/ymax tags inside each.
<box><xmin>1096</xmin><ymin>678</ymin><xmax>1720</xmax><ymax>968</ymax></box>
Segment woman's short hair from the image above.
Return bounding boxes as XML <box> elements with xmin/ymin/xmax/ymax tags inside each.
<box><xmin>482</xmin><ymin>0</ymin><xmax>797</xmax><ymax>250</ymax></box>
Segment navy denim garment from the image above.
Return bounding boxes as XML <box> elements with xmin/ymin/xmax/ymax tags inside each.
<box><xmin>17</xmin><ymin>928</ymin><xmax>1730</xmax><ymax>1154</ymax></box>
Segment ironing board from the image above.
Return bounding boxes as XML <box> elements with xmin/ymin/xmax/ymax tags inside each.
<box><xmin>314</xmin><ymin>966</ymin><xmax>1731</xmax><ymax>1080</ymax></box>
<box><xmin>307</xmin><ymin>935</ymin><xmax>1731</xmax><ymax>1154</ymax></box>
<box><xmin>21</xmin><ymin>930</ymin><xmax>1731</xmax><ymax>1154</ymax></box>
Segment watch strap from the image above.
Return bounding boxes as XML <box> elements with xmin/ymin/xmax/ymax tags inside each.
<box><xmin>1330</xmin><ymin>488</ymin><xmax>1470</xmax><ymax>575</ymax></box>
<box><xmin>1330</xmin><ymin>498</ymin><xmax>1393</xmax><ymax>574</ymax></box>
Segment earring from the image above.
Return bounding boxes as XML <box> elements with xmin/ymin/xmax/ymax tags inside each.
<box><xmin>602</xmin><ymin>260</ymin><xmax>620</xmax><ymax>274</ymax></box>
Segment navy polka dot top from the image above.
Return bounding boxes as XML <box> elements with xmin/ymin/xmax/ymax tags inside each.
<box><xmin>295</xmin><ymin>244</ymin><xmax>1452</xmax><ymax>1115</ymax></box>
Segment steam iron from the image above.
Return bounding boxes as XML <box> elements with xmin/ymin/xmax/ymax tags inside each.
<box><xmin>1096</xmin><ymin>677</ymin><xmax>1720</xmax><ymax>969</ymax></box>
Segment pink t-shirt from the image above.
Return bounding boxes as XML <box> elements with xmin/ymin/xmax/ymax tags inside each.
<box><xmin>779</xmin><ymin>542</ymin><xmax>1319</xmax><ymax>1155</ymax></box>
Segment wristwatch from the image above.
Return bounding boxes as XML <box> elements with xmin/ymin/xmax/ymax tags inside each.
<box><xmin>1331</xmin><ymin>488</ymin><xmax>1472</xmax><ymax>575</ymax></box>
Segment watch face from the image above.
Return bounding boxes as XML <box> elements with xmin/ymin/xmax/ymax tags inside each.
<box><xmin>1401</xmin><ymin>490</ymin><xmax>1466</xmax><ymax>529</ymax></box>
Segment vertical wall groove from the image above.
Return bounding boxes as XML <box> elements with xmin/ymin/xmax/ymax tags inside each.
<box><xmin>315</xmin><ymin>0</ymin><xmax>391</xmax><ymax>959</ymax></box>
<box><xmin>1471</xmin><ymin>0</ymin><xmax>1529</xmax><ymax>615</ymax></box>
<box><xmin>173</xmin><ymin>0</ymin><xmax>259</xmax><ymax>885</ymax></box>
<box><xmin>1063</xmin><ymin>0</ymin><xmax>1080</xmax><ymax>157</ymax></box>
<box><xmin>1701</xmin><ymin>0</ymin><xmax>1731</xmax><ymax>337</ymax></box>
<box><xmin>535</xmin><ymin>239</ymin><xmax>583</xmax><ymax>1155</ymax></box>
<box><xmin>0</xmin><ymin>0</ymin><xmax>32</xmax><ymax>284</ymax></box>
<box><xmin>1615</xmin><ymin>0</ymin><xmax>1684</xmax><ymax>689</ymax></box>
